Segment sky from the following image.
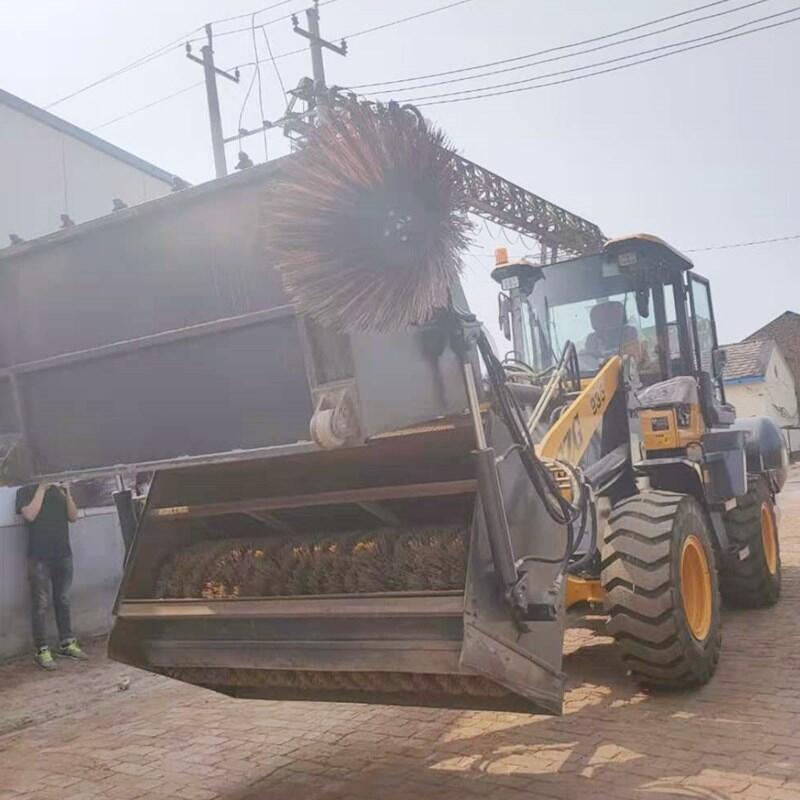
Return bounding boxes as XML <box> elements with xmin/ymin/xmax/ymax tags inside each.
<box><xmin>2</xmin><ymin>0</ymin><xmax>798</xmax><ymax>344</ymax></box>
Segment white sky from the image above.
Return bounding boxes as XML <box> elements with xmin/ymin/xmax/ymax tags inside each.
<box><xmin>2</xmin><ymin>0</ymin><xmax>798</xmax><ymax>344</ymax></box>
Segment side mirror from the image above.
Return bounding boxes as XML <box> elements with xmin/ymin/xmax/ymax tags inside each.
<box><xmin>498</xmin><ymin>294</ymin><xmax>511</xmax><ymax>341</ymax></box>
<box><xmin>712</xmin><ymin>347</ymin><xmax>728</xmax><ymax>379</ymax></box>
<box><xmin>635</xmin><ymin>287</ymin><xmax>650</xmax><ymax>319</ymax></box>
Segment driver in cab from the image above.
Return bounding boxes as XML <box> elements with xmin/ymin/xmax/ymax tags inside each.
<box><xmin>582</xmin><ymin>299</ymin><xmax>648</xmax><ymax>368</ymax></box>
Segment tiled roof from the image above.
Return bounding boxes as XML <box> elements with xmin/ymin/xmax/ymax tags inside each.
<box><xmin>746</xmin><ymin>311</ymin><xmax>800</xmax><ymax>390</ymax></box>
<box><xmin>0</xmin><ymin>87</ymin><xmax>181</xmax><ymax>186</ymax></box>
<box><xmin>721</xmin><ymin>339</ymin><xmax>775</xmax><ymax>382</ymax></box>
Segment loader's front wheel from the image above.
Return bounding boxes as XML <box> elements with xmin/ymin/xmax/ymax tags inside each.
<box><xmin>720</xmin><ymin>478</ymin><xmax>781</xmax><ymax>608</ymax></box>
<box><xmin>601</xmin><ymin>490</ymin><xmax>721</xmax><ymax>688</ymax></box>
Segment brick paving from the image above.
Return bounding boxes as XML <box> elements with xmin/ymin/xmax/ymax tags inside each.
<box><xmin>2</xmin><ymin>476</ymin><xmax>800</xmax><ymax>800</ymax></box>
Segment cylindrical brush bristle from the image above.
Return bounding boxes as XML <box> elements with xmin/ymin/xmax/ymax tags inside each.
<box><xmin>263</xmin><ymin>100</ymin><xmax>472</xmax><ymax>332</ymax></box>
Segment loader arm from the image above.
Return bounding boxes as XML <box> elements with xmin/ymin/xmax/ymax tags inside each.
<box><xmin>536</xmin><ymin>356</ymin><xmax>623</xmax><ymax>464</ymax></box>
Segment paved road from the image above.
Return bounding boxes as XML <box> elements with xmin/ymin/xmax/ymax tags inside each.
<box><xmin>2</xmin><ymin>475</ymin><xmax>800</xmax><ymax>800</ymax></box>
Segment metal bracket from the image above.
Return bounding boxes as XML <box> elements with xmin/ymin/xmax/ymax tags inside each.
<box><xmin>309</xmin><ymin>386</ymin><xmax>361</xmax><ymax>449</ymax></box>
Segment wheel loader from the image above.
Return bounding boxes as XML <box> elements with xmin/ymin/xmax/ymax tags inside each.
<box><xmin>0</xmin><ymin>102</ymin><xmax>786</xmax><ymax>716</ymax></box>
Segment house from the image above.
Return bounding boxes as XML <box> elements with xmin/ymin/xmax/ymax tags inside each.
<box><xmin>0</xmin><ymin>88</ymin><xmax>183</xmax><ymax>657</ymax></box>
<box><xmin>746</xmin><ymin>311</ymin><xmax>800</xmax><ymax>397</ymax></box>
<box><xmin>0</xmin><ymin>87</ymin><xmax>182</xmax><ymax>243</ymax></box>
<box><xmin>722</xmin><ymin>338</ymin><xmax>800</xmax><ymax>456</ymax></box>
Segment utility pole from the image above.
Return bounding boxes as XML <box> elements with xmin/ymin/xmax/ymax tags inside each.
<box><xmin>292</xmin><ymin>1</ymin><xmax>347</xmax><ymax>124</ymax></box>
<box><xmin>188</xmin><ymin>3</ymin><xmax>345</xmax><ymax>173</ymax></box>
<box><xmin>186</xmin><ymin>24</ymin><xmax>240</xmax><ymax>179</ymax></box>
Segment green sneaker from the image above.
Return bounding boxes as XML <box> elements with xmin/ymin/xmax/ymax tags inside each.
<box><xmin>57</xmin><ymin>639</ymin><xmax>88</xmax><ymax>661</ymax></box>
<box><xmin>34</xmin><ymin>646</ymin><xmax>57</xmax><ymax>671</ymax></box>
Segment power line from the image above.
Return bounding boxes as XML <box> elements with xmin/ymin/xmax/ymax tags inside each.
<box><xmin>235</xmin><ymin>0</ymin><xmax>478</xmax><ymax>68</ymax></box>
<box><xmin>237</xmin><ymin>66</ymin><xmax>260</xmax><ymax>148</ymax></box>
<box><xmin>363</xmin><ymin>0</ymin><xmax>773</xmax><ymax>95</ymax></box>
<box><xmin>403</xmin><ymin>7</ymin><xmax>798</xmax><ymax>102</ymax></box>
<box><xmin>45</xmin><ymin>1</ymin><xmax>335</xmax><ymax>110</ymax></box>
<box><xmin>685</xmin><ymin>233</ymin><xmax>800</xmax><ymax>252</ymax></box>
<box><xmin>470</xmin><ymin>232</ymin><xmax>800</xmax><ymax>259</ymax></box>
<box><xmin>211</xmin><ymin>0</ymin><xmax>298</xmax><ymax>27</ymax></box>
<box><xmin>249</xmin><ymin>14</ymin><xmax>270</xmax><ymax>159</ymax></box>
<box><xmin>352</xmin><ymin>0</ymin><xmax>740</xmax><ymax>89</ymax></box>
<box><xmin>407</xmin><ymin>12</ymin><xmax>800</xmax><ymax>105</ymax></box>
<box><xmin>45</xmin><ymin>27</ymin><xmax>204</xmax><ymax>110</ymax></box>
<box><xmin>91</xmin><ymin>81</ymin><xmax>204</xmax><ymax>131</ymax></box>
<box><xmin>193</xmin><ymin>0</ymin><xmax>342</xmax><ymax>43</ymax></box>
<box><xmin>345</xmin><ymin>0</ymin><xmax>475</xmax><ymax>40</ymax></box>
<box><xmin>262</xmin><ymin>27</ymin><xmax>289</xmax><ymax>99</ymax></box>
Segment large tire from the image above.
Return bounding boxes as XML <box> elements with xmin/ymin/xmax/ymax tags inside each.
<box><xmin>601</xmin><ymin>490</ymin><xmax>722</xmax><ymax>688</ymax></box>
<box><xmin>720</xmin><ymin>478</ymin><xmax>781</xmax><ymax>608</ymax></box>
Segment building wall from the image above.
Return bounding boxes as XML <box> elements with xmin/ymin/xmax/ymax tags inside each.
<box><xmin>0</xmin><ymin>98</ymin><xmax>170</xmax><ymax>659</ymax></box>
<box><xmin>725</xmin><ymin>349</ymin><xmax>800</xmax><ymax>430</ymax></box>
<box><xmin>0</xmin><ymin>487</ymin><xmax>124</xmax><ymax>659</ymax></box>
<box><xmin>0</xmin><ymin>103</ymin><xmax>173</xmax><ymax>241</ymax></box>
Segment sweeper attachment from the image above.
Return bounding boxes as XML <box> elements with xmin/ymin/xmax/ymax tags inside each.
<box><xmin>107</xmin><ymin>101</ymin><xmax>587</xmax><ymax>714</ymax></box>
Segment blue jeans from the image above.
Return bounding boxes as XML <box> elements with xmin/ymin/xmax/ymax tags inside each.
<box><xmin>28</xmin><ymin>557</ymin><xmax>74</xmax><ymax>649</ymax></box>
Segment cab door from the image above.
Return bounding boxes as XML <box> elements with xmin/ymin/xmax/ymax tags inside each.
<box><xmin>687</xmin><ymin>273</ymin><xmax>727</xmax><ymax>412</ymax></box>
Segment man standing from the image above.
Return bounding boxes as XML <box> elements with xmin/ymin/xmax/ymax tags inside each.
<box><xmin>16</xmin><ymin>482</ymin><xmax>88</xmax><ymax>669</ymax></box>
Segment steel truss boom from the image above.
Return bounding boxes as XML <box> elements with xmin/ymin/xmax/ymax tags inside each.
<box><xmin>452</xmin><ymin>154</ymin><xmax>604</xmax><ymax>256</ymax></box>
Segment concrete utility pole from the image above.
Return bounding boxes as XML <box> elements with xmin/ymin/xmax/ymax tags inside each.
<box><xmin>292</xmin><ymin>1</ymin><xmax>347</xmax><ymax>124</ymax></box>
<box><xmin>186</xmin><ymin>24</ymin><xmax>240</xmax><ymax>179</ymax></box>
<box><xmin>188</xmin><ymin>3</ymin><xmax>346</xmax><ymax>172</ymax></box>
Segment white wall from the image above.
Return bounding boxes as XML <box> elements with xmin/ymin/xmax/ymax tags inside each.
<box><xmin>0</xmin><ymin>487</ymin><xmax>124</xmax><ymax>658</ymax></box>
<box><xmin>725</xmin><ymin>349</ymin><xmax>800</xmax><ymax>428</ymax></box>
<box><xmin>0</xmin><ymin>103</ymin><xmax>173</xmax><ymax>241</ymax></box>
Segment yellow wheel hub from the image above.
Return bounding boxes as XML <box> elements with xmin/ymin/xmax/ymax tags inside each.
<box><xmin>761</xmin><ymin>502</ymin><xmax>778</xmax><ymax>576</ymax></box>
<box><xmin>680</xmin><ymin>535</ymin><xmax>713</xmax><ymax>641</ymax></box>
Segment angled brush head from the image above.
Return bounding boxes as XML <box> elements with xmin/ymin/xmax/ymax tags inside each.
<box><xmin>264</xmin><ymin>101</ymin><xmax>472</xmax><ymax>332</ymax></box>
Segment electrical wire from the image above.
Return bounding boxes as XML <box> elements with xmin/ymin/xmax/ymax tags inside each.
<box><xmin>91</xmin><ymin>80</ymin><xmax>204</xmax><ymax>131</ymax></box>
<box><xmin>193</xmin><ymin>0</ymin><xmax>343</xmax><ymax>43</ymax></box>
<box><xmin>685</xmin><ymin>233</ymin><xmax>800</xmax><ymax>252</ymax></box>
<box><xmin>45</xmin><ymin>27</ymin><xmax>204</xmax><ymax>109</ymax></box>
<box><xmin>404</xmin><ymin>7</ymin><xmax>798</xmax><ymax>102</ymax></box>
<box><xmin>237</xmin><ymin>66</ymin><xmax>260</xmax><ymax>151</ymax></box>
<box><xmin>351</xmin><ymin>0</ymin><xmax>741</xmax><ymax>89</ymax></box>
<box><xmin>409</xmin><ymin>13</ymin><xmax>800</xmax><ymax>106</ymax></box>
<box><xmin>84</xmin><ymin>0</ymin><xmax>477</xmax><ymax>129</ymax></box>
<box><xmin>45</xmin><ymin>0</ymin><xmax>338</xmax><ymax>110</ymax></box>
<box><xmin>345</xmin><ymin>0</ymin><xmax>475</xmax><ymax>40</ymax></box>
<box><xmin>210</xmin><ymin>0</ymin><xmax>297</xmax><ymax>27</ymax></box>
<box><xmin>250</xmin><ymin>13</ymin><xmax>270</xmax><ymax>160</ymax></box>
<box><xmin>468</xmin><ymin>229</ymin><xmax>800</xmax><ymax>259</ymax></box>
<box><xmin>235</xmin><ymin>0</ymin><xmax>478</xmax><ymax>69</ymax></box>
<box><xmin>362</xmin><ymin>0</ymin><xmax>773</xmax><ymax>95</ymax></box>
<box><xmin>262</xmin><ymin>26</ymin><xmax>289</xmax><ymax>99</ymax></box>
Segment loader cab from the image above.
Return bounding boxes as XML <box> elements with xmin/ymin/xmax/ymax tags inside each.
<box><xmin>497</xmin><ymin>235</ymin><xmax>731</xmax><ymax>428</ymax></box>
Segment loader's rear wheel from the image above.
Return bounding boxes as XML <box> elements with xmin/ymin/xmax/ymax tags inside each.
<box><xmin>601</xmin><ymin>490</ymin><xmax>721</xmax><ymax>688</ymax></box>
<box><xmin>720</xmin><ymin>478</ymin><xmax>781</xmax><ymax>608</ymax></box>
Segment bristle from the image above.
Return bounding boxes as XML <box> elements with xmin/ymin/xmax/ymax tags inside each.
<box><xmin>156</xmin><ymin>526</ymin><xmax>469</xmax><ymax>599</ymax></box>
<box><xmin>263</xmin><ymin>100</ymin><xmax>473</xmax><ymax>332</ymax></box>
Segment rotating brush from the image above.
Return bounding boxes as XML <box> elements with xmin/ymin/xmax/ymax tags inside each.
<box><xmin>263</xmin><ymin>100</ymin><xmax>472</xmax><ymax>332</ymax></box>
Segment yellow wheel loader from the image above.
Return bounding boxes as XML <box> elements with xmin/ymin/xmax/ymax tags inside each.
<box><xmin>491</xmin><ymin>234</ymin><xmax>787</xmax><ymax>689</ymax></box>
<box><xmin>0</xmin><ymin>103</ymin><xmax>786</xmax><ymax>716</ymax></box>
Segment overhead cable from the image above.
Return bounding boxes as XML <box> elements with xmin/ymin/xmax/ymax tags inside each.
<box><xmin>407</xmin><ymin>12</ymin><xmax>800</xmax><ymax>105</ymax></box>
<box><xmin>363</xmin><ymin>0</ymin><xmax>773</xmax><ymax>95</ymax></box>
<box><xmin>351</xmin><ymin>0</ymin><xmax>742</xmax><ymax>89</ymax></box>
